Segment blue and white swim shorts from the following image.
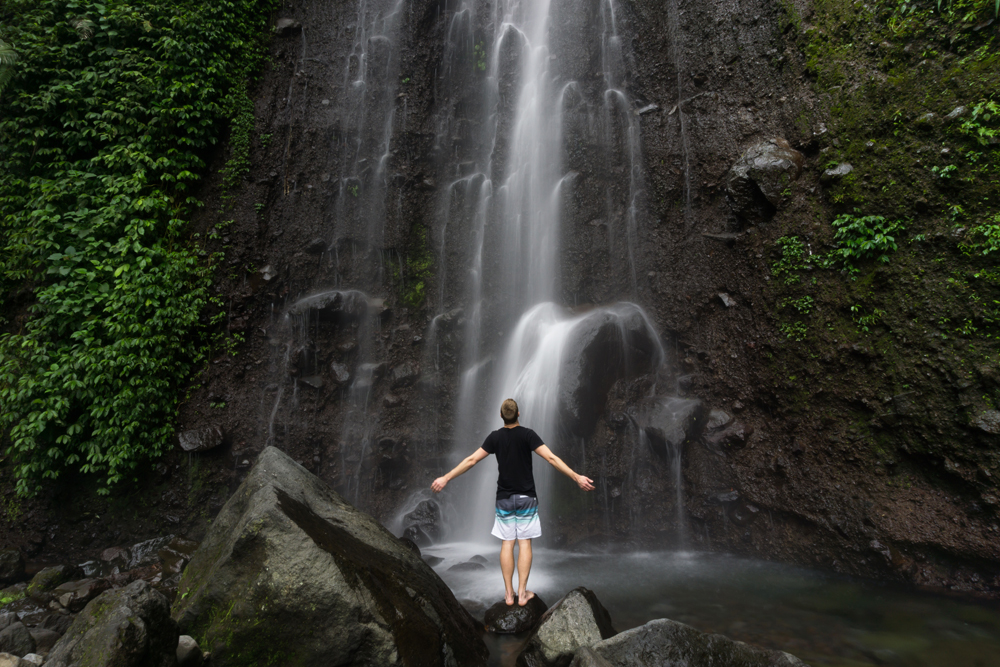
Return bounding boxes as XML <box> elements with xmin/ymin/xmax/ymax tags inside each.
<box><xmin>491</xmin><ymin>494</ymin><xmax>541</xmax><ymax>540</ymax></box>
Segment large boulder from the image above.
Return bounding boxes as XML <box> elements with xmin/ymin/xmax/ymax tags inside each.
<box><xmin>559</xmin><ymin>305</ymin><xmax>662</xmax><ymax>437</ymax></box>
<box><xmin>725</xmin><ymin>137</ymin><xmax>804</xmax><ymax>222</ymax></box>
<box><xmin>171</xmin><ymin>446</ymin><xmax>488</xmax><ymax>666</ymax></box>
<box><xmin>518</xmin><ymin>587</ymin><xmax>616</xmax><ymax>667</ymax></box>
<box><xmin>579</xmin><ymin>618</ymin><xmax>806</xmax><ymax>666</ymax></box>
<box><xmin>0</xmin><ymin>623</ymin><xmax>34</xmax><ymax>657</ymax></box>
<box><xmin>484</xmin><ymin>595</ymin><xmax>548</xmax><ymax>634</ymax></box>
<box><xmin>45</xmin><ymin>580</ymin><xmax>177</xmax><ymax>667</ymax></box>
<box><xmin>636</xmin><ymin>397</ymin><xmax>707</xmax><ymax>459</ymax></box>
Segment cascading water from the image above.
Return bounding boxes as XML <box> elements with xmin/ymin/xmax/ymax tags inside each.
<box><xmin>410</xmin><ymin>0</ymin><xmax>681</xmax><ymax>545</ymax></box>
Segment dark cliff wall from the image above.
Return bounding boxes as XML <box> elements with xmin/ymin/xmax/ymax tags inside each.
<box><xmin>3</xmin><ymin>0</ymin><xmax>998</xmax><ymax>597</ymax></box>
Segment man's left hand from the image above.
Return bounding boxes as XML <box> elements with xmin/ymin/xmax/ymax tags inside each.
<box><xmin>431</xmin><ymin>476</ymin><xmax>448</xmax><ymax>493</ymax></box>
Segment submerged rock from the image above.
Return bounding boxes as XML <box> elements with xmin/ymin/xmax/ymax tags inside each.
<box><xmin>582</xmin><ymin>618</ymin><xmax>805</xmax><ymax>666</ymax></box>
<box><xmin>46</xmin><ymin>580</ymin><xmax>177</xmax><ymax>667</ymax></box>
<box><xmin>517</xmin><ymin>587</ymin><xmax>616</xmax><ymax>667</ymax></box>
<box><xmin>171</xmin><ymin>446</ymin><xmax>487</xmax><ymax>666</ymax></box>
<box><xmin>484</xmin><ymin>595</ymin><xmax>549</xmax><ymax>634</ymax></box>
<box><xmin>725</xmin><ymin>137</ymin><xmax>804</xmax><ymax>222</ymax></box>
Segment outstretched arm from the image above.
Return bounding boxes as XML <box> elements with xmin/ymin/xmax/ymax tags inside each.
<box><xmin>432</xmin><ymin>447</ymin><xmax>490</xmax><ymax>492</ymax></box>
<box><xmin>535</xmin><ymin>445</ymin><xmax>595</xmax><ymax>491</ymax></box>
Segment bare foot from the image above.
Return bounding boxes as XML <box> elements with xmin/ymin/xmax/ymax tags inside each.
<box><xmin>505</xmin><ymin>591</ymin><xmax>515</xmax><ymax>606</ymax></box>
<box><xmin>517</xmin><ymin>590</ymin><xmax>535</xmax><ymax>606</ymax></box>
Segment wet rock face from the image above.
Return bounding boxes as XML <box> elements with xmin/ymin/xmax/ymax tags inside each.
<box><xmin>171</xmin><ymin>447</ymin><xmax>488</xmax><ymax>666</ymax></box>
<box><xmin>517</xmin><ymin>587</ymin><xmax>616</xmax><ymax>667</ymax></box>
<box><xmin>581</xmin><ymin>618</ymin><xmax>805</xmax><ymax>667</ymax></box>
<box><xmin>725</xmin><ymin>137</ymin><xmax>804</xmax><ymax>222</ymax></box>
<box><xmin>0</xmin><ymin>552</ymin><xmax>24</xmax><ymax>586</ymax></box>
<box><xmin>46</xmin><ymin>580</ymin><xmax>178</xmax><ymax>667</ymax></box>
<box><xmin>484</xmin><ymin>595</ymin><xmax>549</xmax><ymax>634</ymax></box>
<box><xmin>559</xmin><ymin>306</ymin><xmax>662</xmax><ymax>437</ymax></box>
<box><xmin>286</xmin><ymin>290</ymin><xmax>384</xmax><ymax>322</ymax></box>
<box><xmin>636</xmin><ymin>397</ymin><xmax>707</xmax><ymax>459</ymax></box>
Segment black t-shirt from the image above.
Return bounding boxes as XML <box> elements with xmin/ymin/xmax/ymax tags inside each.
<box><xmin>481</xmin><ymin>426</ymin><xmax>544</xmax><ymax>500</ymax></box>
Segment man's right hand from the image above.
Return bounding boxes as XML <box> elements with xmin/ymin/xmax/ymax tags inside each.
<box><xmin>431</xmin><ymin>476</ymin><xmax>449</xmax><ymax>493</ymax></box>
<box><xmin>576</xmin><ymin>474</ymin><xmax>595</xmax><ymax>492</ymax></box>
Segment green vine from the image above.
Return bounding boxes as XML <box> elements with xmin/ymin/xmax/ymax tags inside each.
<box><xmin>0</xmin><ymin>0</ymin><xmax>276</xmax><ymax>496</ymax></box>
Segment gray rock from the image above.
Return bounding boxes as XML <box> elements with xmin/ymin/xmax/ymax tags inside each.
<box><xmin>484</xmin><ymin>594</ymin><xmax>548</xmax><ymax>634</ymax></box>
<box><xmin>717</xmin><ymin>293</ymin><xmax>737</xmax><ymax>308</ymax></box>
<box><xmin>127</xmin><ymin>535</ymin><xmax>175</xmax><ymax>569</ymax></box>
<box><xmin>171</xmin><ymin>446</ymin><xmax>487</xmax><ymax>666</ymax></box>
<box><xmin>0</xmin><ymin>623</ymin><xmax>34</xmax><ymax>657</ymax></box>
<box><xmin>704</xmin><ymin>420</ymin><xmax>752</xmax><ymax>450</ymax></box>
<box><xmin>46</xmin><ymin>580</ymin><xmax>177</xmax><ymax>667</ymax></box>
<box><xmin>944</xmin><ymin>106</ymin><xmax>967</xmax><ymax>121</ymax></box>
<box><xmin>637</xmin><ymin>397</ymin><xmax>707</xmax><ymax>459</ymax></box>
<box><xmin>402</xmin><ymin>499</ymin><xmax>444</xmax><ymax>546</ymax></box>
<box><xmin>424</xmin><ymin>556</ymin><xmax>444</xmax><ymax>567</ymax></box>
<box><xmin>27</xmin><ymin>566</ymin><xmax>76</xmax><ymax>596</ymax></box>
<box><xmin>0</xmin><ymin>654</ymin><xmax>27</xmax><ymax>667</ymax></box>
<box><xmin>39</xmin><ymin>612</ymin><xmax>72</xmax><ymax>636</ymax></box>
<box><xmin>287</xmin><ymin>290</ymin><xmax>383</xmax><ymax>322</ymax></box>
<box><xmin>390</xmin><ymin>361</ymin><xmax>420</xmax><ymax>389</ymax></box>
<box><xmin>0</xmin><ymin>552</ymin><xmax>24</xmax><ymax>586</ymax></box>
<box><xmin>915</xmin><ymin>112</ymin><xmax>936</xmax><ymax>128</ymax></box>
<box><xmin>178</xmin><ymin>425</ymin><xmax>225</xmax><ymax>453</ymax></box>
<box><xmin>469</xmin><ymin>555</ymin><xmax>488</xmax><ymax>565</ymax></box>
<box><xmin>20</xmin><ymin>656</ymin><xmax>42</xmax><ymax>667</ymax></box>
<box><xmin>558</xmin><ymin>304</ymin><xmax>662</xmax><ymax>437</ymax></box>
<box><xmin>0</xmin><ymin>614</ymin><xmax>13</xmax><ymax>631</ymax></box>
<box><xmin>820</xmin><ymin>162</ymin><xmax>853</xmax><ymax>183</ymax></box>
<box><xmin>583</xmin><ymin>618</ymin><xmax>806</xmax><ymax>666</ymax></box>
<box><xmin>706</xmin><ymin>410</ymin><xmax>733</xmax><ymax>430</ymax></box>
<box><xmin>971</xmin><ymin>409</ymin><xmax>1000</xmax><ymax>435</ymax></box>
<box><xmin>330</xmin><ymin>362</ymin><xmax>351</xmax><ymax>384</ymax></box>
<box><xmin>176</xmin><ymin>635</ymin><xmax>204</xmax><ymax>667</ymax></box>
<box><xmin>27</xmin><ymin>628</ymin><xmax>60</xmax><ymax>654</ymax></box>
<box><xmin>517</xmin><ymin>587</ymin><xmax>616</xmax><ymax>667</ymax></box>
<box><xmin>725</xmin><ymin>137</ymin><xmax>804</xmax><ymax>222</ymax></box>
<box><xmin>569</xmin><ymin>647</ymin><xmax>614</xmax><ymax>667</ymax></box>
<box><xmin>52</xmin><ymin>578</ymin><xmax>110</xmax><ymax>612</ymax></box>
<box><xmin>274</xmin><ymin>18</ymin><xmax>301</xmax><ymax>34</ymax></box>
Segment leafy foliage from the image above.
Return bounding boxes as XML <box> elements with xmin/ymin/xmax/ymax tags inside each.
<box><xmin>828</xmin><ymin>212</ymin><xmax>905</xmax><ymax>268</ymax></box>
<box><xmin>0</xmin><ymin>38</ymin><xmax>17</xmax><ymax>98</ymax></box>
<box><xmin>0</xmin><ymin>0</ymin><xmax>276</xmax><ymax>496</ymax></box>
<box><xmin>771</xmin><ymin>236</ymin><xmax>808</xmax><ymax>285</ymax></box>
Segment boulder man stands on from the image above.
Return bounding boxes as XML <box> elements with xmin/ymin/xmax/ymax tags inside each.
<box><xmin>431</xmin><ymin>398</ymin><xmax>595</xmax><ymax>606</ymax></box>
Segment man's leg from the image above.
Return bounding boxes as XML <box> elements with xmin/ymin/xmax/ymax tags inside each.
<box><xmin>500</xmin><ymin>540</ymin><xmax>516</xmax><ymax>605</ymax></box>
<box><xmin>516</xmin><ymin>538</ymin><xmax>534</xmax><ymax>604</ymax></box>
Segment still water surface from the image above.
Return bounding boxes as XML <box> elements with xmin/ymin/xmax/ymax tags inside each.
<box><xmin>425</xmin><ymin>543</ymin><xmax>1000</xmax><ymax>667</ymax></box>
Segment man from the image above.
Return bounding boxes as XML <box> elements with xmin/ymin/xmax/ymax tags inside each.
<box><xmin>431</xmin><ymin>398</ymin><xmax>594</xmax><ymax>606</ymax></box>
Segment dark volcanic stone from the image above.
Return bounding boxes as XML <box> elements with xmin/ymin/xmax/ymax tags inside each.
<box><xmin>484</xmin><ymin>594</ymin><xmax>548</xmax><ymax>634</ymax></box>
<box><xmin>637</xmin><ymin>397</ymin><xmax>707</xmax><ymax>459</ymax></box>
<box><xmin>286</xmin><ymin>290</ymin><xmax>382</xmax><ymax>323</ymax></box>
<box><xmin>424</xmin><ymin>556</ymin><xmax>444</xmax><ymax>567</ymax></box>
<box><xmin>127</xmin><ymin>536</ymin><xmax>175</xmax><ymax>570</ymax></box>
<box><xmin>584</xmin><ymin>618</ymin><xmax>806</xmax><ymax>666</ymax></box>
<box><xmin>0</xmin><ymin>551</ymin><xmax>24</xmax><ymax>586</ymax></box>
<box><xmin>390</xmin><ymin>361</ymin><xmax>420</xmax><ymax>388</ymax></box>
<box><xmin>27</xmin><ymin>628</ymin><xmax>60</xmax><ymax>654</ymax></box>
<box><xmin>53</xmin><ymin>578</ymin><xmax>111</xmax><ymax>612</ymax></box>
<box><xmin>171</xmin><ymin>446</ymin><xmax>488</xmax><ymax>666</ymax></box>
<box><xmin>398</xmin><ymin>537</ymin><xmax>421</xmax><ymax>557</ymax></box>
<box><xmin>177</xmin><ymin>425</ymin><xmax>225</xmax><ymax>453</ymax></box>
<box><xmin>27</xmin><ymin>566</ymin><xmax>77</xmax><ymax>596</ymax></box>
<box><xmin>558</xmin><ymin>304</ymin><xmax>661</xmax><ymax>437</ymax></box>
<box><xmin>517</xmin><ymin>587</ymin><xmax>616</xmax><ymax>667</ymax></box>
<box><xmin>725</xmin><ymin>137</ymin><xmax>803</xmax><ymax>222</ymax></box>
<box><xmin>0</xmin><ymin>622</ymin><xmax>34</xmax><ymax>657</ymax></box>
<box><xmin>46</xmin><ymin>580</ymin><xmax>177</xmax><ymax>667</ymax></box>
<box><xmin>402</xmin><ymin>499</ymin><xmax>443</xmax><ymax>546</ymax></box>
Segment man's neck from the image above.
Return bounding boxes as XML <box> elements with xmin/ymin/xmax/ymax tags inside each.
<box><xmin>503</xmin><ymin>422</ymin><xmax>519</xmax><ymax>429</ymax></box>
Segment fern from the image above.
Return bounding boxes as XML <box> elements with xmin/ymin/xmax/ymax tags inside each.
<box><xmin>0</xmin><ymin>39</ymin><xmax>17</xmax><ymax>98</ymax></box>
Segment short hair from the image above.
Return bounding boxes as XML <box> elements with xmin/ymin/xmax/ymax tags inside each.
<box><xmin>500</xmin><ymin>398</ymin><xmax>519</xmax><ymax>424</ymax></box>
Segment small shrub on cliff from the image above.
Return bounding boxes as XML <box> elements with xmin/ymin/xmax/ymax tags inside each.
<box><xmin>772</xmin><ymin>236</ymin><xmax>808</xmax><ymax>285</ymax></box>
<box><xmin>827</xmin><ymin>212</ymin><xmax>905</xmax><ymax>272</ymax></box>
